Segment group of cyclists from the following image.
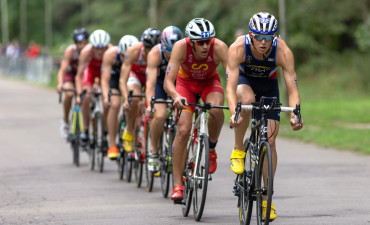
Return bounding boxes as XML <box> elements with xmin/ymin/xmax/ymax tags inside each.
<box><xmin>57</xmin><ymin>12</ymin><xmax>303</xmax><ymax>222</ymax></box>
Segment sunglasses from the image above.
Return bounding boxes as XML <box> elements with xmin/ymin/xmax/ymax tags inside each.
<box><xmin>251</xmin><ymin>33</ymin><xmax>275</xmax><ymax>41</ymax></box>
<box><xmin>193</xmin><ymin>39</ymin><xmax>212</xmax><ymax>46</ymax></box>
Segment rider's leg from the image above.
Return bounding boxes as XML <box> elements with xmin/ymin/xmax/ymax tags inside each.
<box><xmin>150</xmin><ymin>102</ymin><xmax>167</xmax><ymax>154</ymax></box>
<box><xmin>123</xmin><ymin>83</ymin><xmax>141</xmax><ymax>152</ymax></box>
<box><xmin>107</xmin><ymin>89</ymin><xmax>121</xmax><ymax>159</ymax></box>
<box><xmin>62</xmin><ymin>82</ymin><xmax>74</xmax><ymax>123</ymax></box>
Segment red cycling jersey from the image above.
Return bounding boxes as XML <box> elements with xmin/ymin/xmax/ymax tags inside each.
<box><xmin>82</xmin><ymin>54</ymin><xmax>103</xmax><ymax>86</ymax></box>
<box><xmin>129</xmin><ymin>43</ymin><xmax>147</xmax><ymax>85</ymax></box>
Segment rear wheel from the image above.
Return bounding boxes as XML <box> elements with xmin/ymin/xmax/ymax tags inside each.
<box><xmin>117</xmin><ymin>114</ymin><xmax>126</xmax><ymax>180</ymax></box>
<box><xmin>73</xmin><ymin>112</ymin><xmax>80</xmax><ymax>167</ymax></box>
<box><xmin>134</xmin><ymin>119</ymin><xmax>144</xmax><ymax>188</ymax></box>
<box><xmin>145</xmin><ymin>119</ymin><xmax>154</xmax><ymax>192</ymax></box>
<box><xmin>238</xmin><ymin>138</ymin><xmax>254</xmax><ymax>225</ymax></box>
<box><xmin>192</xmin><ymin>135</ymin><xmax>209</xmax><ymax>221</ymax></box>
<box><xmin>256</xmin><ymin>141</ymin><xmax>273</xmax><ymax>225</ymax></box>
<box><xmin>160</xmin><ymin>126</ymin><xmax>172</xmax><ymax>197</ymax></box>
<box><xmin>95</xmin><ymin>112</ymin><xmax>105</xmax><ymax>173</ymax></box>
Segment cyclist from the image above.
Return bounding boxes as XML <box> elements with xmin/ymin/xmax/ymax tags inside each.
<box><xmin>101</xmin><ymin>35</ymin><xmax>139</xmax><ymax>159</ymax></box>
<box><xmin>119</xmin><ymin>28</ymin><xmax>161</xmax><ymax>153</ymax></box>
<box><xmin>226</xmin><ymin>12</ymin><xmax>304</xmax><ymax>220</ymax></box>
<box><xmin>163</xmin><ymin>18</ymin><xmax>228</xmax><ymax>201</ymax></box>
<box><xmin>145</xmin><ymin>26</ymin><xmax>183</xmax><ymax>172</ymax></box>
<box><xmin>75</xmin><ymin>29</ymin><xmax>112</xmax><ymax>147</ymax></box>
<box><xmin>57</xmin><ymin>28</ymin><xmax>89</xmax><ymax>139</ymax></box>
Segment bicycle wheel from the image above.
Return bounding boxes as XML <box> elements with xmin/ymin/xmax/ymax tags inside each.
<box><xmin>256</xmin><ymin>141</ymin><xmax>273</xmax><ymax>225</ymax></box>
<box><xmin>238</xmin><ymin>138</ymin><xmax>254</xmax><ymax>225</ymax></box>
<box><xmin>182</xmin><ymin>130</ymin><xmax>194</xmax><ymax>217</ymax></box>
<box><xmin>95</xmin><ymin>111</ymin><xmax>105</xmax><ymax>173</ymax></box>
<box><xmin>73</xmin><ymin>111</ymin><xmax>80</xmax><ymax>167</ymax></box>
<box><xmin>124</xmin><ymin>152</ymin><xmax>133</xmax><ymax>182</ymax></box>
<box><xmin>144</xmin><ymin>120</ymin><xmax>154</xmax><ymax>192</ymax></box>
<box><xmin>117</xmin><ymin>114</ymin><xmax>126</xmax><ymax>180</ymax></box>
<box><xmin>192</xmin><ymin>135</ymin><xmax>209</xmax><ymax>221</ymax></box>
<box><xmin>160</xmin><ymin>126</ymin><xmax>173</xmax><ymax>198</ymax></box>
<box><xmin>134</xmin><ymin>119</ymin><xmax>144</xmax><ymax>188</ymax></box>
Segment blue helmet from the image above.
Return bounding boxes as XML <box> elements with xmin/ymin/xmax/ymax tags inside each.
<box><xmin>161</xmin><ymin>26</ymin><xmax>183</xmax><ymax>53</ymax></box>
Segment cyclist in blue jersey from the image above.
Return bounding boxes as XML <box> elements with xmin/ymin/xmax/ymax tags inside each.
<box><xmin>145</xmin><ymin>26</ymin><xmax>183</xmax><ymax>172</ymax></box>
<box><xmin>226</xmin><ymin>12</ymin><xmax>304</xmax><ymax>221</ymax></box>
<box><xmin>101</xmin><ymin>35</ymin><xmax>139</xmax><ymax>159</ymax></box>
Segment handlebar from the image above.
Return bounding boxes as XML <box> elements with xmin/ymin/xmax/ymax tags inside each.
<box><xmin>127</xmin><ymin>90</ymin><xmax>145</xmax><ymax>107</ymax></box>
<box><xmin>151</xmin><ymin>96</ymin><xmax>183</xmax><ymax>122</ymax></box>
<box><xmin>108</xmin><ymin>89</ymin><xmax>121</xmax><ymax>105</ymax></box>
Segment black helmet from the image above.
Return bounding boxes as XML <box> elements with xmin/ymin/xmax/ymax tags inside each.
<box><xmin>73</xmin><ymin>27</ymin><xmax>89</xmax><ymax>42</ymax></box>
<box><xmin>141</xmin><ymin>28</ymin><xmax>161</xmax><ymax>49</ymax></box>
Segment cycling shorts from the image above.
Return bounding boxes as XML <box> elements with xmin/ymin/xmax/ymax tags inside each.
<box><xmin>153</xmin><ymin>79</ymin><xmax>166</xmax><ymax>100</ymax></box>
<box><xmin>82</xmin><ymin>66</ymin><xmax>101</xmax><ymax>87</ymax></box>
<box><xmin>63</xmin><ymin>71</ymin><xmax>75</xmax><ymax>84</ymax></box>
<box><xmin>238</xmin><ymin>75</ymin><xmax>280</xmax><ymax>121</ymax></box>
<box><xmin>127</xmin><ymin>71</ymin><xmax>146</xmax><ymax>89</ymax></box>
<box><xmin>176</xmin><ymin>75</ymin><xmax>224</xmax><ymax>114</ymax></box>
<box><xmin>110</xmin><ymin>74</ymin><xmax>120</xmax><ymax>90</ymax></box>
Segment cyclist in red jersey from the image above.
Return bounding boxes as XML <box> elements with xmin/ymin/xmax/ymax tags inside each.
<box><xmin>163</xmin><ymin>18</ymin><xmax>228</xmax><ymax>201</ymax></box>
<box><xmin>75</xmin><ymin>29</ymin><xmax>112</xmax><ymax>146</ymax></box>
<box><xmin>57</xmin><ymin>28</ymin><xmax>89</xmax><ymax>139</ymax></box>
<box><xmin>101</xmin><ymin>35</ymin><xmax>139</xmax><ymax>159</ymax></box>
<box><xmin>227</xmin><ymin>12</ymin><xmax>303</xmax><ymax>220</ymax></box>
<box><xmin>145</xmin><ymin>26</ymin><xmax>183</xmax><ymax>172</ymax></box>
<box><xmin>119</xmin><ymin>28</ymin><xmax>161</xmax><ymax>153</ymax></box>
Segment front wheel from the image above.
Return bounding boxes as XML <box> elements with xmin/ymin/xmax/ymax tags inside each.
<box><xmin>72</xmin><ymin>111</ymin><xmax>81</xmax><ymax>167</ymax></box>
<box><xmin>94</xmin><ymin>112</ymin><xmax>105</xmax><ymax>173</ymax></box>
<box><xmin>145</xmin><ymin>119</ymin><xmax>154</xmax><ymax>192</ymax></box>
<box><xmin>256</xmin><ymin>141</ymin><xmax>273</xmax><ymax>225</ymax></box>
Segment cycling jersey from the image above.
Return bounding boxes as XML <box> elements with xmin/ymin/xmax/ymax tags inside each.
<box><xmin>82</xmin><ymin>53</ymin><xmax>103</xmax><ymax>86</ymax></box>
<box><xmin>128</xmin><ymin>43</ymin><xmax>147</xmax><ymax>86</ymax></box>
<box><xmin>176</xmin><ymin>38</ymin><xmax>223</xmax><ymax>113</ymax></box>
<box><xmin>239</xmin><ymin>36</ymin><xmax>278</xmax><ymax>79</ymax></box>
<box><xmin>154</xmin><ymin>44</ymin><xmax>169</xmax><ymax>99</ymax></box>
<box><xmin>109</xmin><ymin>49</ymin><xmax>123</xmax><ymax>90</ymax></box>
<box><xmin>178</xmin><ymin>38</ymin><xmax>218</xmax><ymax>80</ymax></box>
<box><xmin>63</xmin><ymin>45</ymin><xmax>79</xmax><ymax>83</ymax></box>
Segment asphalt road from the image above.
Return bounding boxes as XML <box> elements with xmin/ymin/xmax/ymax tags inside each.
<box><xmin>1</xmin><ymin>76</ymin><xmax>370</xmax><ymax>225</ymax></box>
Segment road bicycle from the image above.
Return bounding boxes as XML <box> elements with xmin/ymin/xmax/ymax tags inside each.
<box><xmin>59</xmin><ymin>88</ymin><xmax>85</xmax><ymax>167</ymax></box>
<box><xmin>145</xmin><ymin>97</ymin><xmax>182</xmax><ymax>195</ymax></box>
<box><xmin>85</xmin><ymin>87</ymin><xmax>107</xmax><ymax>173</ymax></box>
<box><xmin>180</xmin><ymin>99</ymin><xmax>229</xmax><ymax>221</ymax></box>
<box><xmin>233</xmin><ymin>96</ymin><xmax>302</xmax><ymax>225</ymax></box>
<box><xmin>121</xmin><ymin>90</ymin><xmax>146</xmax><ymax>187</ymax></box>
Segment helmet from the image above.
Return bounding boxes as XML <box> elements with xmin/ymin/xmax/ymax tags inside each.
<box><xmin>141</xmin><ymin>28</ymin><xmax>161</xmax><ymax>49</ymax></box>
<box><xmin>73</xmin><ymin>27</ymin><xmax>89</xmax><ymax>42</ymax></box>
<box><xmin>118</xmin><ymin>35</ymin><xmax>139</xmax><ymax>55</ymax></box>
<box><xmin>89</xmin><ymin>29</ymin><xmax>111</xmax><ymax>48</ymax></box>
<box><xmin>161</xmin><ymin>26</ymin><xmax>183</xmax><ymax>53</ymax></box>
<box><xmin>185</xmin><ymin>18</ymin><xmax>215</xmax><ymax>40</ymax></box>
<box><xmin>249</xmin><ymin>12</ymin><xmax>278</xmax><ymax>35</ymax></box>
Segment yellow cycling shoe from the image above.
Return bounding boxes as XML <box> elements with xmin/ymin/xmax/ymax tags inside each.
<box><xmin>122</xmin><ymin>131</ymin><xmax>133</xmax><ymax>152</ymax></box>
<box><xmin>230</xmin><ymin>148</ymin><xmax>246</xmax><ymax>174</ymax></box>
<box><xmin>262</xmin><ymin>201</ymin><xmax>277</xmax><ymax>221</ymax></box>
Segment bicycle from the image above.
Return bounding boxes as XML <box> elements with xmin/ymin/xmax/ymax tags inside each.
<box><xmin>121</xmin><ymin>90</ymin><xmax>146</xmax><ymax>186</ymax></box>
<box><xmin>180</xmin><ymin>99</ymin><xmax>229</xmax><ymax>221</ymax></box>
<box><xmin>59</xmin><ymin>88</ymin><xmax>84</xmax><ymax>167</ymax></box>
<box><xmin>233</xmin><ymin>96</ymin><xmax>302</xmax><ymax>225</ymax></box>
<box><xmin>145</xmin><ymin>97</ymin><xmax>181</xmax><ymax>194</ymax></box>
<box><xmin>85</xmin><ymin>87</ymin><xmax>107</xmax><ymax>173</ymax></box>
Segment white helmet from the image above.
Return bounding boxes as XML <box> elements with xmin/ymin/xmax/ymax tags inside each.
<box><xmin>89</xmin><ymin>29</ymin><xmax>110</xmax><ymax>48</ymax></box>
<box><xmin>249</xmin><ymin>12</ymin><xmax>278</xmax><ymax>35</ymax></box>
<box><xmin>185</xmin><ymin>18</ymin><xmax>215</xmax><ymax>40</ymax></box>
<box><xmin>118</xmin><ymin>35</ymin><xmax>139</xmax><ymax>55</ymax></box>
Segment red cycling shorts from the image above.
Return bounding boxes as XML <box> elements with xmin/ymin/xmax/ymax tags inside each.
<box><xmin>176</xmin><ymin>74</ymin><xmax>224</xmax><ymax>114</ymax></box>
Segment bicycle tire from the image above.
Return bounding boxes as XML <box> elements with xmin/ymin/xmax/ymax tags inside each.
<box><xmin>144</xmin><ymin>119</ymin><xmax>154</xmax><ymax>192</ymax></box>
<box><xmin>117</xmin><ymin>114</ymin><xmax>126</xmax><ymax>180</ymax></box>
<box><xmin>238</xmin><ymin>138</ymin><xmax>254</xmax><ymax>225</ymax></box>
<box><xmin>134</xmin><ymin>119</ymin><xmax>144</xmax><ymax>188</ymax></box>
<box><xmin>192</xmin><ymin>135</ymin><xmax>209</xmax><ymax>221</ymax></box>
<box><xmin>182</xmin><ymin>130</ymin><xmax>194</xmax><ymax>217</ymax></box>
<box><xmin>160</xmin><ymin>126</ymin><xmax>174</xmax><ymax>198</ymax></box>
<box><xmin>124</xmin><ymin>152</ymin><xmax>133</xmax><ymax>182</ymax></box>
<box><xmin>73</xmin><ymin>111</ymin><xmax>80</xmax><ymax>167</ymax></box>
<box><xmin>95</xmin><ymin>112</ymin><xmax>105</xmax><ymax>173</ymax></box>
<box><xmin>256</xmin><ymin>141</ymin><xmax>273</xmax><ymax>225</ymax></box>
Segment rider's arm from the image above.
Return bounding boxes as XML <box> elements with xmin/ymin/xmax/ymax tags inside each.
<box><xmin>56</xmin><ymin>45</ymin><xmax>73</xmax><ymax>92</ymax></box>
<box><xmin>101</xmin><ymin>47</ymin><xmax>115</xmax><ymax>104</ymax></box>
<box><xmin>214</xmin><ymin>38</ymin><xmax>229</xmax><ymax>71</ymax></box>
<box><xmin>145</xmin><ymin>46</ymin><xmax>160</xmax><ymax>109</ymax></box>
<box><xmin>226</xmin><ymin>37</ymin><xmax>245</xmax><ymax>116</ymax></box>
<box><xmin>163</xmin><ymin>40</ymin><xmax>186</xmax><ymax>108</ymax></box>
<box><xmin>75</xmin><ymin>44</ymin><xmax>91</xmax><ymax>96</ymax></box>
<box><xmin>119</xmin><ymin>44</ymin><xmax>138</xmax><ymax>104</ymax></box>
<box><xmin>276</xmin><ymin>39</ymin><xmax>303</xmax><ymax>130</ymax></box>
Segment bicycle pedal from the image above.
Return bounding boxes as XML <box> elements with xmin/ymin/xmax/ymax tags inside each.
<box><xmin>208</xmin><ymin>174</ymin><xmax>212</xmax><ymax>181</ymax></box>
<box><xmin>173</xmin><ymin>199</ymin><xmax>185</xmax><ymax>205</ymax></box>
